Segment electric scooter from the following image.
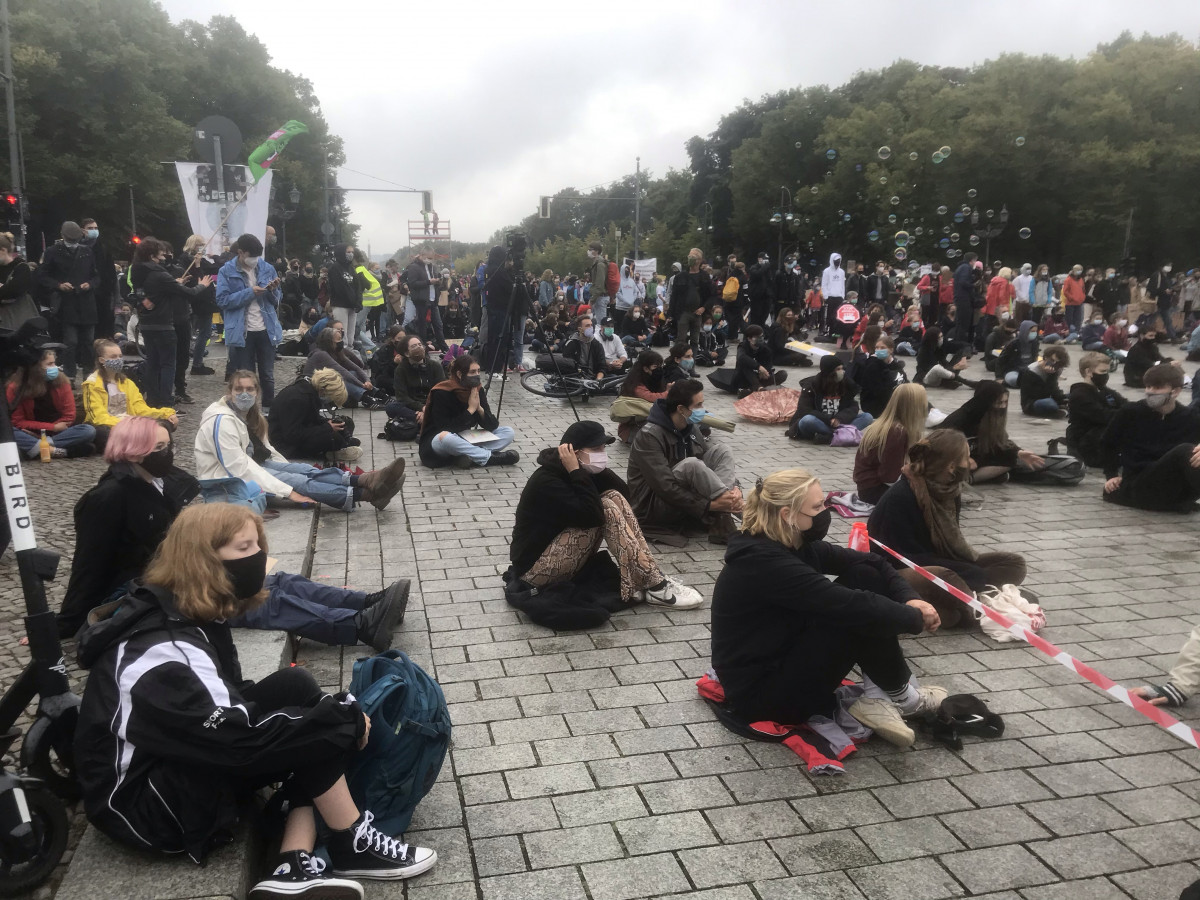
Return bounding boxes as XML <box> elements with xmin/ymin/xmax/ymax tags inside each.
<box><xmin>0</xmin><ymin>319</ymin><xmax>79</xmax><ymax>894</ymax></box>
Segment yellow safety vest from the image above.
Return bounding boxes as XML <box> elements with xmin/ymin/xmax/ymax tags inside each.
<box><xmin>357</xmin><ymin>266</ymin><xmax>384</xmax><ymax>307</ymax></box>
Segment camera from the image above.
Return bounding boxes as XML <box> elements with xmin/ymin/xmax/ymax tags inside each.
<box><xmin>505</xmin><ymin>231</ymin><xmax>527</xmax><ymax>271</ymax></box>
<box><xmin>0</xmin><ymin>318</ymin><xmax>57</xmax><ymax>380</ymax></box>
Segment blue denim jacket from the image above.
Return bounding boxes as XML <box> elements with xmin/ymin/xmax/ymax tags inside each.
<box><xmin>215</xmin><ymin>257</ymin><xmax>282</xmax><ymax>348</ymax></box>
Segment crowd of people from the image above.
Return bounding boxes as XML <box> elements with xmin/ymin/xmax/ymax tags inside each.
<box><xmin>8</xmin><ymin>219</ymin><xmax>1200</xmax><ymax>900</ymax></box>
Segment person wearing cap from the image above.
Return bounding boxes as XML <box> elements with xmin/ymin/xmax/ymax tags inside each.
<box><xmin>598</xmin><ymin>317</ymin><xmax>629</xmax><ymax>372</ymax></box>
<box><xmin>268</xmin><ymin>368</ymin><xmax>362</xmax><ymax>463</ymax></box>
<box><xmin>511</xmin><ymin>420</ymin><xmax>702</xmax><ymax>609</ymax></box>
<box><xmin>36</xmin><ymin>220</ymin><xmax>101</xmax><ymax>381</ymax></box>
<box><xmin>216</xmin><ymin>233</ymin><xmax>283</xmax><ymax>409</ymax></box>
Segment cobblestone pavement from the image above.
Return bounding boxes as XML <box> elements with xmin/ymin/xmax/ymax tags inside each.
<box><xmin>5</xmin><ymin>343</ymin><xmax>1200</xmax><ymax>900</ymax></box>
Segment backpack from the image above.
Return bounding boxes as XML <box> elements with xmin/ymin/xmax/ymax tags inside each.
<box><xmin>1007</xmin><ymin>454</ymin><xmax>1086</xmax><ymax>486</ymax></box>
<box><xmin>605</xmin><ymin>261</ymin><xmax>620</xmax><ymax>298</ymax></box>
<box><xmin>379</xmin><ymin>417</ymin><xmax>419</xmax><ymax>442</ymax></box>
<box><xmin>345</xmin><ymin>650</ymin><xmax>451</xmax><ymax>836</ymax></box>
<box><xmin>722</xmin><ymin>276</ymin><xmax>740</xmax><ymax>302</ymax></box>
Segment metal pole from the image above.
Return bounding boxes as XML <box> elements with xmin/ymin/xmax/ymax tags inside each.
<box><xmin>1</xmin><ymin>0</ymin><xmax>22</xmax><ymax>252</ymax></box>
<box><xmin>213</xmin><ymin>135</ymin><xmax>230</xmax><ymax>249</ymax></box>
<box><xmin>323</xmin><ymin>149</ymin><xmax>331</xmax><ymax>252</ymax></box>
<box><xmin>128</xmin><ymin>184</ymin><xmax>136</xmax><ymax>235</ymax></box>
<box><xmin>633</xmin><ymin>156</ymin><xmax>641</xmax><ymax>260</ymax></box>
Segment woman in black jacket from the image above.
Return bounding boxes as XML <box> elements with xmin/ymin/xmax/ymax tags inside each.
<box><xmin>914</xmin><ymin>326</ymin><xmax>968</xmax><ymax>388</ymax></box>
<box><xmin>131</xmin><ymin>238</ymin><xmax>213</xmax><ymax>407</ymax></box>
<box><xmin>268</xmin><ymin>369</ymin><xmax>361</xmax><ymax>462</ymax></box>
<box><xmin>857</xmin><ymin>335</ymin><xmax>909</xmax><ymax>418</ymax></box>
<box><xmin>1124</xmin><ymin>323</ymin><xmax>1169</xmax><ymax>387</ymax></box>
<box><xmin>180</xmin><ymin>235</ymin><xmax>221</xmax><ymax>377</ymax></box>
<box><xmin>419</xmin><ymin>354</ymin><xmax>518</xmax><ymax>468</ymax></box>
<box><xmin>0</xmin><ymin>231</ymin><xmax>34</xmax><ymax>330</ymax></box>
<box><xmin>768</xmin><ymin>308</ymin><xmax>808</xmax><ymax>366</ymax></box>
<box><xmin>1066</xmin><ymin>351</ymin><xmax>1125</xmax><ymax>466</ymax></box>
<box><xmin>74</xmin><ymin>502</ymin><xmax>437</xmax><ymax>895</ymax></box>
<box><xmin>710</xmin><ymin>467</ymin><xmax>944</xmax><ymax>747</ymax></box>
<box><xmin>510</xmin><ymin>419</ymin><xmax>699</xmax><ymax>607</ymax></box>
<box><xmin>724</xmin><ymin>325</ymin><xmax>786</xmax><ymax>396</ymax></box>
<box><xmin>937</xmin><ymin>381</ymin><xmax>1046</xmax><ymax>482</ymax></box>
<box><xmin>788</xmin><ymin>355</ymin><xmax>872</xmax><ymax>442</ymax></box>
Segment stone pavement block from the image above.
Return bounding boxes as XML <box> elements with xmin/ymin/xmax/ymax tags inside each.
<box><xmin>1112</xmin><ymin>820</ymin><xmax>1200</xmax><ymax>867</ymax></box>
<box><xmin>489</xmin><ymin>713</ymin><xmax>569</xmax><ymax>745</ymax></box>
<box><xmin>589</xmin><ymin>752</ymin><xmax>677</xmax><ymax>788</ymax></box>
<box><xmin>533</xmin><ymin>733</ymin><xmax>620</xmax><ymax>765</ymax></box>
<box><xmin>553</xmin><ymin>785</ymin><xmax>647</xmax><ymax>828</ymax></box>
<box><xmin>1093</xmin><ymin>723</ymin><xmax>1192</xmax><ymax>755</ymax></box>
<box><xmin>564</xmin><ymin>706</ymin><xmax>644</xmax><ymax>735</ymax></box>
<box><xmin>1018</xmin><ymin>879</ymin><xmax>1131</xmax><ymax>900</ymax></box>
<box><xmin>846</xmin><ymin>857</ymin><xmax>965</xmax><ymax>900</ymax></box>
<box><xmin>466</xmin><ymin>797</ymin><xmax>559</xmax><ymax>838</ymax></box>
<box><xmin>612</xmin><ymin>724</ymin><xmax>696</xmax><ymax>755</ymax></box>
<box><xmin>403</xmin><ymin>826</ymin><xmax>473</xmax><ymax>886</ymax></box>
<box><xmin>1111</xmin><ymin>862</ymin><xmax>1200</xmax><ymax>900</ymax></box>
<box><xmin>811</xmin><ymin>757</ymin><xmax>899</xmax><ymax>793</ymax></box>
<box><xmin>517</xmin><ymin>689</ymin><xmax>595</xmax><ymax>717</ymax></box>
<box><xmin>614</xmin><ymin>810</ymin><xmax>719</xmax><ymax>854</ymax></box>
<box><xmin>522</xmin><ymin>823</ymin><xmax>623</xmax><ymax>869</ymax></box>
<box><xmin>720</xmin><ymin>767</ymin><xmax>818</xmax><ymax>803</ymax></box>
<box><xmin>453</xmin><ymin>742</ymin><xmax>535</xmax><ymax>776</ymax></box>
<box><xmin>877</xmin><ymin>747</ymin><xmax>973</xmax><ymax>782</ymax></box>
<box><xmin>1101</xmin><ymin>751</ymin><xmax>1200</xmax><ymax>788</ymax></box>
<box><xmin>1025</xmin><ymin>795</ymin><xmax>1137</xmax><ymax>837</ymax></box>
<box><xmin>1027</xmin><ymin>832</ymin><xmax>1148</xmax><ymax>879</ymax></box>
<box><xmin>669</xmin><ymin>743</ymin><xmax>759</xmax><ymax>777</ymax></box>
<box><xmin>1030</xmin><ymin>760</ymin><xmax>1135</xmax><ymax>797</ymax></box>
<box><xmin>755</xmin><ymin>871</ymin><xmax>868</xmax><ymax>900</ymax></box>
<box><xmin>705</xmin><ymin>799</ymin><xmax>809</xmax><ymax>842</ymax></box>
<box><xmin>950</xmin><ymin>769</ymin><xmax>1054</xmax><ymax>807</ymax></box>
<box><xmin>409</xmin><ymin>780</ymin><xmax>464</xmax><ymax>829</ymax></box>
<box><xmin>770</xmin><ymin>829</ymin><xmax>878</xmax><ymax>876</ymax></box>
<box><xmin>479</xmin><ymin>865</ymin><xmax>585</xmax><ymax>900</ymax></box>
<box><xmin>871</xmin><ymin>780</ymin><xmax>973</xmax><ymax>818</ymax></box>
<box><xmin>471</xmin><ymin>835</ymin><xmax>526</xmax><ymax>877</ymax></box>
<box><xmin>856</xmin><ymin>815</ymin><xmax>965</xmax><ymax>862</ymax></box>
<box><xmin>640</xmin><ymin>775</ymin><xmax>735</xmax><ymax>813</ymax></box>
<box><xmin>792</xmin><ymin>791</ymin><xmax>895</xmax><ymax>832</ymax></box>
<box><xmin>939</xmin><ymin>805</ymin><xmax>1050</xmax><ymax>848</ymax></box>
<box><xmin>1102</xmin><ymin>785</ymin><xmax>1200</xmax><ymax>825</ymax></box>
<box><xmin>409</xmin><ymin>882</ymin><xmax>479</xmax><ymax>900</ymax></box>
<box><xmin>461</xmin><ymin>772</ymin><xmax>509</xmax><ymax>806</ymax></box>
<box><xmin>1022</xmin><ymin>730</ymin><xmax>1119</xmax><ymax>763</ymax></box>
<box><xmin>678</xmin><ymin>840</ymin><xmax>789</xmax><ymax>888</ymax></box>
<box><xmin>505</xmin><ymin>761</ymin><xmax>595</xmax><ymax>798</ymax></box>
<box><xmin>938</xmin><ymin>844</ymin><xmax>1057</xmax><ymax>893</ymax></box>
<box><xmin>581</xmin><ymin>852</ymin><xmax>691</xmax><ymax>900</ymax></box>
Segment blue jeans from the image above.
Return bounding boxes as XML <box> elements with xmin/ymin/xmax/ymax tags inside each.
<box><xmin>228</xmin><ymin>330</ymin><xmax>277</xmax><ymax>407</ymax></box>
<box><xmin>346</xmin><ymin>382</ymin><xmax>365</xmax><ymax>402</ymax></box>
<box><xmin>14</xmin><ymin>424</ymin><xmax>96</xmax><ymax>458</ymax></box>
<box><xmin>231</xmin><ymin>571</ymin><xmax>366</xmax><ymax>645</ymax></box>
<box><xmin>1064</xmin><ymin>305</ymin><xmax>1083</xmax><ymax>335</ymax></box>
<box><xmin>1042</xmin><ymin>333</ymin><xmax>1063</xmax><ymax>344</ymax></box>
<box><xmin>1029</xmin><ymin>398</ymin><xmax>1061</xmax><ymax>417</ymax></box>
<box><xmin>794</xmin><ymin>412</ymin><xmax>874</xmax><ymax>439</ymax></box>
<box><xmin>262</xmin><ymin>460</ymin><xmax>354</xmax><ymax>511</ymax></box>
<box><xmin>1004</xmin><ymin>371</ymin><xmax>1020</xmax><ymax>388</ymax></box>
<box><xmin>431</xmin><ymin>425</ymin><xmax>515</xmax><ymax>466</ymax></box>
<box><xmin>141</xmin><ymin>329</ymin><xmax>177</xmax><ymax>407</ymax></box>
<box><xmin>592</xmin><ymin>295</ymin><xmax>609</xmax><ymax>323</ymax></box>
<box><xmin>405</xmin><ymin>299</ymin><xmax>447</xmax><ymax>350</ymax></box>
<box><xmin>1158</xmin><ymin>299</ymin><xmax>1177</xmax><ymax>340</ymax></box>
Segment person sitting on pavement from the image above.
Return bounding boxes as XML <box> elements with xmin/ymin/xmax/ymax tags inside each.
<box><xmin>868</xmin><ymin>429</ymin><xmax>1029</xmax><ymax>626</ymax></box>
<box><xmin>58</xmin><ymin>416</ymin><xmax>408</xmax><ymax>649</ymax></box>
<box><xmin>268</xmin><ymin>368</ymin><xmax>362</xmax><ymax>463</ymax></box>
<box><xmin>418</xmin><ymin>353</ymin><xmax>518</xmax><ymax>468</ymax></box>
<box><xmin>1066</xmin><ymin>351</ymin><xmax>1125</xmax><ymax>467</ymax></box>
<box><xmin>1016</xmin><ymin>344</ymin><xmax>1069</xmax><ymax>418</ymax></box>
<box><xmin>82</xmin><ymin>338</ymin><xmax>177</xmax><ymax>452</ymax></box>
<box><xmin>73</xmin><ymin>502</ymin><xmax>438</xmax><ymax>897</ymax></box>
<box><xmin>857</xmin><ymin>334</ymin><xmax>910</xmax><ymax>418</ymax></box>
<box><xmin>914</xmin><ymin>326</ymin><xmax>969</xmax><ymax>389</ymax></box>
<box><xmin>510</xmin><ymin>420</ymin><xmax>702</xmax><ymax>609</ymax></box>
<box><xmin>6</xmin><ymin>347</ymin><xmax>96</xmax><ymax>459</ymax></box>
<box><xmin>695</xmin><ymin>313</ymin><xmax>728</xmax><ymax>367</ymax></box>
<box><xmin>853</xmin><ymin>383</ymin><xmax>927</xmax><ymax>505</ymax></box>
<box><xmin>562</xmin><ymin>314</ymin><xmax>608</xmax><ymax>380</ymax></box>
<box><xmin>769</xmin><ymin>308</ymin><xmax>808</xmax><ymax>366</ymax></box>
<box><xmin>1103</xmin><ymin>312</ymin><xmax>1132</xmax><ymax>359</ymax></box>
<box><xmin>619</xmin><ymin>305</ymin><xmax>650</xmax><ymax>350</ymax></box>
<box><xmin>982</xmin><ymin>316</ymin><xmax>1016</xmax><ymax>373</ymax></box>
<box><xmin>1134</xmin><ymin>626</ymin><xmax>1200</xmax><ymax>709</ymax></box>
<box><xmin>1080</xmin><ymin>310</ymin><xmax>1109</xmax><ymax>352</ymax></box>
<box><xmin>710</xmin><ymin>467</ymin><xmax>946</xmax><ymax>748</ymax></box>
<box><xmin>389</xmin><ymin>334</ymin><xmax>445</xmax><ymax>429</ymax></box>
<box><xmin>729</xmin><ymin>324</ymin><xmax>787</xmax><ymax>397</ymax></box>
<box><xmin>662</xmin><ymin>341</ymin><xmax>696</xmax><ymax>385</ymax></box>
<box><xmin>997</xmin><ymin>319</ymin><xmax>1040</xmax><ymax>386</ymax></box>
<box><xmin>305</xmin><ymin>319</ymin><xmax>386</xmax><ymax>410</ymax></box>
<box><xmin>937</xmin><ymin>381</ymin><xmax>1047</xmax><ymax>483</ymax></box>
<box><xmin>627</xmin><ymin>378</ymin><xmax>743</xmax><ymax>543</ymax></box>
<box><xmin>1124</xmin><ymin>320</ymin><xmax>1173</xmax><ymax>387</ymax></box>
<box><xmin>597</xmin><ymin>316</ymin><xmax>630</xmax><ymax>372</ymax></box>
<box><xmin>1100</xmin><ymin>362</ymin><xmax>1200</xmax><ymax>512</ymax></box>
<box><xmin>196</xmin><ymin>369</ymin><xmax>406</xmax><ymax>511</ymax></box>
<box><xmin>367</xmin><ymin>324</ymin><xmax>407</xmax><ymax>395</ymax></box>
<box><xmin>787</xmin><ymin>355</ymin><xmax>874</xmax><ymax>444</ymax></box>
<box><xmin>615</xmin><ymin>350</ymin><xmax>668</xmax><ymax>444</ymax></box>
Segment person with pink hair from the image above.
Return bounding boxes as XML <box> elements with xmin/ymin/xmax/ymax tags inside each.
<box><xmin>57</xmin><ymin>417</ymin><xmax>410</xmax><ymax>648</ymax></box>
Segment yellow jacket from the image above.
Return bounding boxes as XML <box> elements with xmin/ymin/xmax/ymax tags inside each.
<box><xmin>82</xmin><ymin>372</ymin><xmax>175</xmax><ymax>426</ymax></box>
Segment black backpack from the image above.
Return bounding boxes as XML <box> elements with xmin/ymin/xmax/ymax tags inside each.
<box><xmin>379</xmin><ymin>417</ymin><xmax>419</xmax><ymax>442</ymax></box>
<box><xmin>1008</xmin><ymin>454</ymin><xmax>1086</xmax><ymax>486</ymax></box>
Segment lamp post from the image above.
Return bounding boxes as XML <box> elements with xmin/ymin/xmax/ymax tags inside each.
<box><xmin>971</xmin><ymin>204</ymin><xmax>1008</xmax><ymax>268</ymax></box>
<box><xmin>696</xmin><ymin>201</ymin><xmax>714</xmax><ymax>256</ymax></box>
<box><xmin>770</xmin><ymin>186</ymin><xmax>793</xmax><ymax>269</ymax></box>
<box><xmin>270</xmin><ymin>184</ymin><xmax>301</xmax><ymax>261</ymax></box>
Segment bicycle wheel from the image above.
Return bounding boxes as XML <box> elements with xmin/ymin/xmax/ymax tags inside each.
<box><xmin>0</xmin><ymin>784</ymin><xmax>69</xmax><ymax>897</ymax></box>
<box><xmin>520</xmin><ymin>370</ymin><xmax>586</xmax><ymax>398</ymax></box>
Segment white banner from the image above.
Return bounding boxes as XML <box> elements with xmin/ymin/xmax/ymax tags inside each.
<box><xmin>623</xmin><ymin>257</ymin><xmax>657</xmax><ymax>280</ymax></box>
<box><xmin>175</xmin><ymin>163</ymin><xmax>272</xmax><ymax>253</ymax></box>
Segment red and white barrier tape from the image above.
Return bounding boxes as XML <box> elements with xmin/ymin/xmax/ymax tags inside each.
<box><xmin>854</xmin><ymin>530</ymin><xmax>1200</xmax><ymax>750</ymax></box>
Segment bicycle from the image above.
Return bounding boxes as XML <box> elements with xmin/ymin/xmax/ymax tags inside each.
<box><xmin>520</xmin><ymin>368</ymin><xmax>627</xmax><ymax>402</ymax></box>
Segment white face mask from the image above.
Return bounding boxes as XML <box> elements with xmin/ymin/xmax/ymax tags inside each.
<box><xmin>580</xmin><ymin>449</ymin><xmax>608</xmax><ymax>473</ymax></box>
<box><xmin>244</xmin><ymin>256</ymin><xmax>260</xmax><ymax>268</ymax></box>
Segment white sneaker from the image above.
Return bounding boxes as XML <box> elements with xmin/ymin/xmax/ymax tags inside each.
<box><xmin>904</xmin><ymin>685</ymin><xmax>948</xmax><ymax>717</ymax></box>
<box><xmin>643</xmin><ymin>577</ymin><xmax>703</xmax><ymax>609</ymax></box>
<box><xmin>848</xmin><ymin>698</ymin><xmax>915</xmax><ymax>747</ymax></box>
<box><xmin>328</xmin><ymin>446</ymin><xmax>364</xmax><ymax>462</ymax></box>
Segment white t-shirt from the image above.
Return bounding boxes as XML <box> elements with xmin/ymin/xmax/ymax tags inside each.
<box><xmin>241</xmin><ymin>263</ymin><xmax>265</xmax><ymax>332</ymax></box>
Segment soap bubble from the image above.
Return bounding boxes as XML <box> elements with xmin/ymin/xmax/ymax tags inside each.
<box><xmin>826</xmin><ymin>148</ymin><xmax>837</xmax><ymax>160</ymax></box>
<box><xmin>947</xmin><ymin>249</ymin><xmax>957</xmax><ymax>259</ymax></box>
<box><xmin>868</xmin><ymin>230</ymin><xmax>880</xmax><ymax>242</ymax></box>
<box><xmin>887</xmin><ymin>214</ymin><xmax>897</xmax><ymax>224</ymax></box>
<box><xmin>893</xmin><ymin>247</ymin><xmax>907</xmax><ymax>262</ymax></box>
<box><xmin>942</xmin><ymin>226</ymin><xmax>951</xmax><ymax>234</ymax></box>
<box><xmin>837</xmin><ymin>209</ymin><xmax>843</xmax><ymax>215</ymax></box>
<box><xmin>932</xmin><ymin>152</ymin><xmax>944</xmax><ymax>164</ymax></box>
<box><xmin>950</xmin><ymin>233</ymin><xmax>960</xmax><ymax>243</ymax></box>
<box><xmin>855</xmin><ymin>164</ymin><xmax>862</xmax><ymax>172</ymax></box>
<box><xmin>825</xmin><ymin>170</ymin><xmax>833</xmax><ymax>178</ymax></box>
<box><xmin>877</xmin><ymin>146</ymin><xmax>892</xmax><ymax>160</ymax></box>
<box><xmin>794</xmin><ymin>141</ymin><xmax>802</xmax><ymax>149</ymax></box>
<box><xmin>894</xmin><ymin>230</ymin><xmax>910</xmax><ymax>247</ymax></box>
<box><xmin>967</xmin><ymin>188</ymin><xmax>977</xmax><ymax>199</ymax></box>
<box><xmin>810</xmin><ymin>186</ymin><xmax>819</xmax><ymax>194</ymax></box>
<box><xmin>879</xmin><ymin>176</ymin><xmax>888</xmax><ymax>185</ymax></box>
<box><xmin>1019</xmin><ymin>227</ymin><xmax>1032</xmax><ymax>239</ymax></box>
<box><xmin>1015</xmin><ymin>136</ymin><xmax>1026</xmax><ymax>147</ymax></box>
<box><xmin>939</xmin><ymin>145</ymin><xmax>952</xmax><ymax>157</ymax></box>
<box><xmin>961</xmin><ymin>205</ymin><xmax>971</xmax><ymax>215</ymax></box>
<box><xmin>908</xmin><ymin>261</ymin><xmax>921</xmax><ymax>272</ymax></box>
<box><xmin>890</xmin><ymin>195</ymin><xmax>900</xmax><ymax>206</ymax></box>
<box><xmin>914</xmin><ymin>227</ymin><xmax>924</xmax><ymax>236</ymax></box>
<box><xmin>936</xmin><ymin>205</ymin><xmax>948</xmax><ymax>215</ymax></box>
<box><xmin>908</xmin><ymin>151</ymin><xmax>918</xmax><ymax>161</ymax></box>
<box><xmin>953</xmin><ymin>212</ymin><xmax>965</xmax><ymax>223</ymax></box>
<box><xmin>968</xmin><ymin>234</ymin><xmax>980</xmax><ymax>246</ymax></box>
<box><xmin>938</xmin><ymin>237</ymin><xmax>950</xmax><ymax>249</ymax></box>
<box><xmin>986</xmin><ymin>208</ymin><xmax>994</xmax><ymax>218</ymax></box>
<box><xmin>842</xmin><ymin>213</ymin><xmax>851</xmax><ymax>222</ymax></box>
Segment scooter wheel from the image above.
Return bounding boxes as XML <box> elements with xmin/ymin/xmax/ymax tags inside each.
<box><xmin>21</xmin><ymin>717</ymin><xmax>79</xmax><ymax>803</ymax></box>
<box><xmin>0</xmin><ymin>784</ymin><xmax>68</xmax><ymax>896</ymax></box>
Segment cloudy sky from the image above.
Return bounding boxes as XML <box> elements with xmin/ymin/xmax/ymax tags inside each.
<box><xmin>158</xmin><ymin>0</ymin><xmax>1198</xmax><ymax>253</ymax></box>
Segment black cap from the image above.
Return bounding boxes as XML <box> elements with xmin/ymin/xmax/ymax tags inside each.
<box><xmin>561</xmin><ymin>420</ymin><xmax>615</xmax><ymax>449</ymax></box>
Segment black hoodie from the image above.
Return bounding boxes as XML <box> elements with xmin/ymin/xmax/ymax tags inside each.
<box><xmin>510</xmin><ymin>447</ymin><xmax>629</xmax><ymax>575</ymax></box>
<box><xmin>710</xmin><ymin>532</ymin><xmax>921</xmax><ymax>717</ymax></box>
<box><xmin>326</xmin><ymin>242</ymin><xmax>361</xmax><ymax>310</ymax></box>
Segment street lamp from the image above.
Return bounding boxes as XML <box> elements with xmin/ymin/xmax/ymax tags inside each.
<box><xmin>270</xmin><ymin>184</ymin><xmax>300</xmax><ymax>261</ymax></box>
<box><xmin>696</xmin><ymin>201</ymin><xmax>715</xmax><ymax>257</ymax></box>
<box><xmin>971</xmin><ymin>204</ymin><xmax>1008</xmax><ymax>268</ymax></box>
<box><xmin>770</xmin><ymin>186</ymin><xmax>793</xmax><ymax>268</ymax></box>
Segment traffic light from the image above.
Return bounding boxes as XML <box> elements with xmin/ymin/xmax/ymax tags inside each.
<box><xmin>2</xmin><ymin>193</ymin><xmax>18</xmax><ymax>228</ymax></box>
<box><xmin>130</xmin><ymin>235</ymin><xmax>142</xmax><ymax>249</ymax></box>
<box><xmin>421</xmin><ymin>190</ymin><xmax>432</xmax><ymax>214</ymax></box>
<box><xmin>539</xmin><ymin>196</ymin><xmax>551</xmax><ymax>219</ymax></box>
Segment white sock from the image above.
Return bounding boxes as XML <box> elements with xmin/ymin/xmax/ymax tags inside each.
<box><xmin>886</xmin><ymin>682</ymin><xmax>921</xmax><ymax>714</ymax></box>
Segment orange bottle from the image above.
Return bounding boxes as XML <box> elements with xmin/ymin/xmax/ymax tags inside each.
<box><xmin>38</xmin><ymin>431</ymin><xmax>50</xmax><ymax>463</ymax></box>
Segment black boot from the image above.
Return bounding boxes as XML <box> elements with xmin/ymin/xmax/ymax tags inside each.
<box><xmin>361</xmin><ymin>580</ymin><xmax>411</xmax><ymax>623</ymax></box>
<box><xmin>354</xmin><ymin>591</ymin><xmax>406</xmax><ymax>653</ymax></box>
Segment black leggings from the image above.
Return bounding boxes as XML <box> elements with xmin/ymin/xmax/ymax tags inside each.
<box><xmin>740</xmin><ymin>562</ymin><xmax>913</xmax><ymax>725</ymax></box>
<box><xmin>238</xmin><ymin>667</ymin><xmax>350</xmax><ymax>806</ymax></box>
<box><xmin>1121</xmin><ymin>444</ymin><xmax>1200</xmax><ymax>512</ymax></box>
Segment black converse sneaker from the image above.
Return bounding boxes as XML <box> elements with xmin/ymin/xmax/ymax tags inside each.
<box><xmin>327</xmin><ymin>811</ymin><xmax>437</xmax><ymax>880</ymax></box>
<box><xmin>249</xmin><ymin>850</ymin><xmax>363</xmax><ymax>900</ymax></box>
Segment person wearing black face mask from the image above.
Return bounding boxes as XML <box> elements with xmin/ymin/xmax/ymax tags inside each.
<box><xmin>419</xmin><ymin>354</ymin><xmax>518</xmax><ymax>468</ymax></box>
<box><xmin>711</xmin><ymin>467</ymin><xmax>946</xmax><ymax>749</ymax></box>
<box><xmin>869</xmin><ymin>430</ymin><xmax>1028</xmax><ymax>626</ymax></box>
<box><xmin>1066</xmin><ymin>352</ymin><xmax>1126</xmax><ymax>466</ymax></box>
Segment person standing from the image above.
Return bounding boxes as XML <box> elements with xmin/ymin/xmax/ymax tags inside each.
<box><xmin>669</xmin><ymin>248</ymin><xmax>712</xmax><ymax>349</ymax></box>
<box><xmin>37</xmin><ymin>221</ymin><xmax>100</xmax><ymax>381</ymax></box>
<box><xmin>1060</xmin><ymin>264</ymin><xmax>1087</xmax><ymax>342</ymax></box>
<box><xmin>1147</xmin><ymin>260</ymin><xmax>1177</xmax><ymax>341</ymax></box>
<box><xmin>952</xmin><ymin>252</ymin><xmax>979</xmax><ymax>351</ymax></box>
<box><xmin>181</xmin><ymin>235</ymin><xmax>221</xmax><ymax>377</ymax></box>
<box><xmin>586</xmin><ymin>242</ymin><xmax>610</xmax><ymax>324</ymax></box>
<box><xmin>327</xmin><ymin>242</ymin><xmax>362</xmax><ymax>352</ymax></box>
<box><xmin>820</xmin><ymin>253</ymin><xmax>845</xmax><ymax>333</ymax></box>
<box><xmin>80</xmin><ymin>218</ymin><xmax>117</xmax><ymax>340</ymax></box>
<box><xmin>747</xmin><ymin>252</ymin><xmax>774</xmax><ymax>327</ymax></box>
<box><xmin>215</xmin><ymin>233</ymin><xmax>282</xmax><ymax>410</ymax></box>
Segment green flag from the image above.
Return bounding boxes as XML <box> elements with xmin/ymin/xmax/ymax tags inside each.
<box><xmin>247</xmin><ymin>119</ymin><xmax>309</xmax><ymax>183</ymax></box>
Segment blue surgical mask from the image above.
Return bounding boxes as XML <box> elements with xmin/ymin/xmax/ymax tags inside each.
<box><xmin>583</xmin><ymin>326</ymin><xmax>595</xmax><ymax>339</ymax></box>
<box><xmin>680</xmin><ymin>358</ymin><xmax>695</xmax><ymax>370</ymax></box>
<box><xmin>874</xmin><ymin>348</ymin><xmax>890</xmax><ymax>359</ymax></box>
<box><xmin>85</xmin><ymin>228</ymin><xmax>99</xmax><ymax>240</ymax></box>
<box><xmin>44</xmin><ymin>366</ymin><xmax>59</xmax><ymax>381</ymax></box>
<box><xmin>232</xmin><ymin>391</ymin><xmax>256</xmax><ymax>411</ymax></box>
<box><xmin>687</xmin><ymin>406</ymin><xmax>707</xmax><ymax>424</ymax></box>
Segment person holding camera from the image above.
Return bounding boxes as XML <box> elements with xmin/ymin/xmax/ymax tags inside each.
<box><xmin>268</xmin><ymin>368</ymin><xmax>362</xmax><ymax>463</ymax></box>
<box><xmin>216</xmin><ymin>233</ymin><xmax>282</xmax><ymax>410</ymax></box>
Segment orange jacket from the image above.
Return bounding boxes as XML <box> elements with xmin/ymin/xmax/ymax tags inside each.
<box><xmin>1061</xmin><ymin>275</ymin><xmax>1086</xmax><ymax>306</ymax></box>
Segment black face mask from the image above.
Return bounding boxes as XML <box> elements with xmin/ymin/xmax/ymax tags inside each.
<box><xmin>139</xmin><ymin>445</ymin><xmax>174</xmax><ymax>477</ymax></box>
<box><xmin>800</xmin><ymin>508</ymin><xmax>832</xmax><ymax>544</ymax></box>
<box><xmin>463</xmin><ymin>374</ymin><xmax>482</xmax><ymax>388</ymax></box>
<box><xmin>223</xmin><ymin>549</ymin><xmax>267</xmax><ymax>601</ymax></box>
<box><xmin>335</xmin><ymin>341</ymin><xmax>345</xmax><ymax>352</ymax></box>
<box><xmin>1092</xmin><ymin>372</ymin><xmax>1110</xmax><ymax>388</ymax></box>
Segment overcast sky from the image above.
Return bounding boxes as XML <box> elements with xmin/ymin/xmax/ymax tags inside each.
<box><xmin>158</xmin><ymin>0</ymin><xmax>1199</xmax><ymax>253</ymax></box>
